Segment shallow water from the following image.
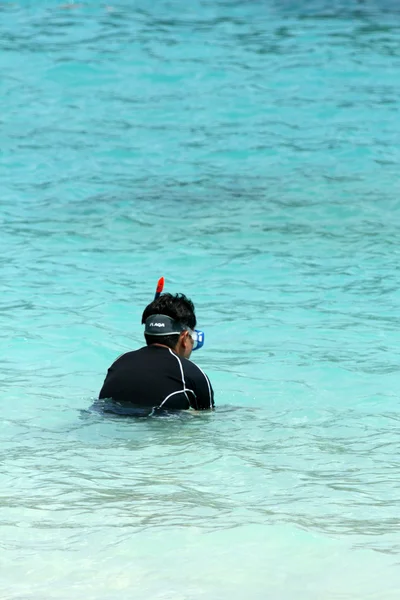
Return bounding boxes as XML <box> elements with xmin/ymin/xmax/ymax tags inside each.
<box><xmin>1</xmin><ymin>1</ymin><xmax>400</xmax><ymax>598</ymax></box>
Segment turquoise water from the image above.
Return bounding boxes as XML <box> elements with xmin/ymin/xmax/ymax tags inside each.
<box><xmin>2</xmin><ymin>0</ymin><xmax>400</xmax><ymax>597</ymax></box>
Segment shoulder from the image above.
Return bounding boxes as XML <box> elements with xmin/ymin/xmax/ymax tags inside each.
<box><xmin>110</xmin><ymin>346</ymin><xmax>147</xmax><ymax>367</ymax></box>
<box><xmin>180</xmin><ymin>356</ymin><xmax>211</xmax><ymax>383</ymax></box>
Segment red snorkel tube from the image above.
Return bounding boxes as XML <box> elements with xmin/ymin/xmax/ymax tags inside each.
<box><xmin>154</xmin><ymin>276</ymin><xmax>165</xmax><ymax>300</ymax></box>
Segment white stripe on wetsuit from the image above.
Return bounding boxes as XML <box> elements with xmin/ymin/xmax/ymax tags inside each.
<box><xmin>168</xmin><ymin>348</ymin><xmax>189</xmax><ymax>402</ymax></box>
<box><xmin>167</xmin><ymin>348</ymin><xmax>191</xmax><ymax>407</ymax></box>
<box><xmin>157</xmin><ymin>388</ymin><xmax>195</xmax><ymax>410</ymax></box>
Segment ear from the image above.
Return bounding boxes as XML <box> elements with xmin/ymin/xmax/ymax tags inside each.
<box><xmin>180</xmin><ymin>330</ymin><xmax>190</xmax><ymax>346</ymax></box>
<box><xmin>174</xmin><ymin>331</ymin><xmax>189</xmax><ymax>358</ymax></box>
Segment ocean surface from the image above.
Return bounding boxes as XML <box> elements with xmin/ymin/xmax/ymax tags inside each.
<box><xmin>1</xmin><ymin>0</ymin><xmax>400</xmax><ymax>598</ymax></box>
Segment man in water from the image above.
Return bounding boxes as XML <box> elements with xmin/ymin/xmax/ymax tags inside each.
<box><xmin>99</xmin><ymin>293</ymin><xmax>214</xmax><ymax>414</ymax></box>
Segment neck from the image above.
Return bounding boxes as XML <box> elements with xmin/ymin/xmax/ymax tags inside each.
<box><xmin>151</xmin><ymin>343</ymin><xmax>178</xmax><ymax>354</ymax></box>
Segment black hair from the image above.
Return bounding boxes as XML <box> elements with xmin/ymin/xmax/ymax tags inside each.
<box><xmin>141</xmin><ymin>293</ymin><xmax>196</xmax><ymax>348</ymax></box>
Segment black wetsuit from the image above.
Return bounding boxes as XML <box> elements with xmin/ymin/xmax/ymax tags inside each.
<box><xmin>99</xmin><ymin>345</ymin><xmax>214</xmax><ymax>412</ymax></box>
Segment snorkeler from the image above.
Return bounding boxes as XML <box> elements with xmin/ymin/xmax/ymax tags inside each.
<box><xmin>98</xmin><ymin>280</ymin><xmax>214</xmax><ymax>413</ymax></box>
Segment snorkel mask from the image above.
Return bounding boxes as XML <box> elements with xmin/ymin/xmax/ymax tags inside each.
<box><xmin>148</xmin><ymin>277</ymin><xmax>205</xmax><ymax>351</ymax></box>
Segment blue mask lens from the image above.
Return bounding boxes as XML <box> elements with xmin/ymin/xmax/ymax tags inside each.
<box><xmin>191</xmin><ymin>329</ymin><xmax>204</xmax><ymax>351</ymax></box>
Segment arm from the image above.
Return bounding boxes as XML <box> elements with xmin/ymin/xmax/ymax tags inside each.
<box><xmin>190</xmin><ymin>365</ymin><xmax>215</xmax><ymax>410</ymax></box>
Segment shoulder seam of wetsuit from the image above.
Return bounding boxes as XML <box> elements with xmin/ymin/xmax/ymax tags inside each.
<box><xmin>168</xmin><ymin>348</ymin><xmax>190</xmax><ymax>407</ymax></box>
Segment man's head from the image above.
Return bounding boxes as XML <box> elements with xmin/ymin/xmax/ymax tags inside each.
<box><xmin>141</xmin><ymin>293</ymin><xmax>196</xmax><ymax>359</ymax></box>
